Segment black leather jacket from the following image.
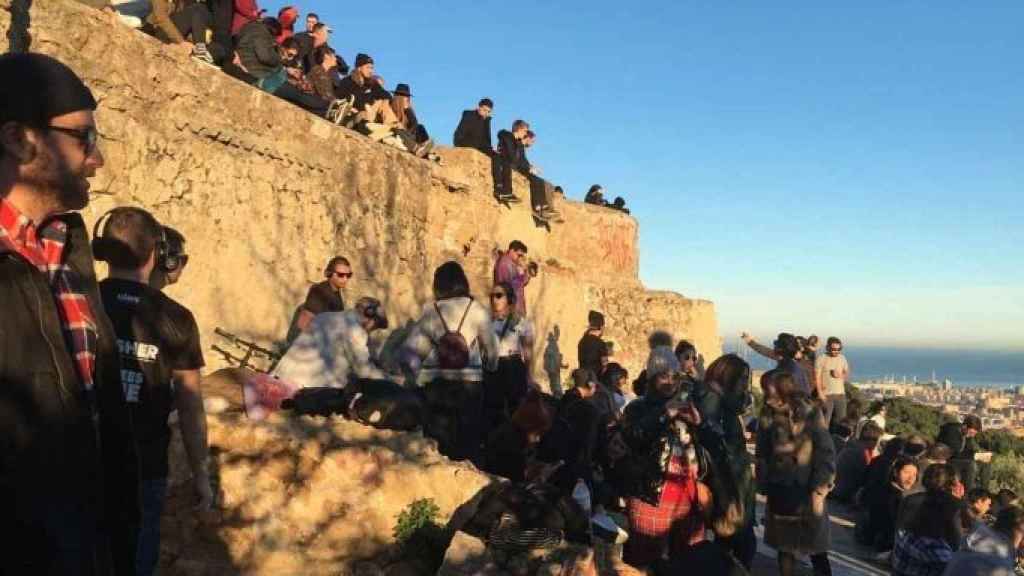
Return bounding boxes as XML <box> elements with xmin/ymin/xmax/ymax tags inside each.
<box><xmin>621</xmin><ymin>392</ymin><xmax>690</xmax><ymax>505</ymax></box>
<box><xmin>0</xmin><ymin>212</ymin><xmax>125</xmax><ymax>573</ymax></box>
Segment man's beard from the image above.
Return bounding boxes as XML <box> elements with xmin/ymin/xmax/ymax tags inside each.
<box><xmin>22</xmin><ymin>143</ymin><xmax>90</xmax><ymax>213</ymax></box>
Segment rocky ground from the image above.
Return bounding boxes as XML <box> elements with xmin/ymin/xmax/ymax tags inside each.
<box><xmin>159</xmin><ymin>369</ymin><xmax>888</xmax><ymax>575</ymax></box>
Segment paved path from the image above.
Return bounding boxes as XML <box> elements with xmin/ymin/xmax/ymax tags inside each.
<box><xmin>751</xmin><ymin>499</ymin><xmax>891</xmax><ymax>576</ymax></box>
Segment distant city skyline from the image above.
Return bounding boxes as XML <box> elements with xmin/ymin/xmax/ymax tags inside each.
<box><xmin>300</xmin><ymin>1</ymin><xmax>1023</xmax><ymax>349</ymax></box>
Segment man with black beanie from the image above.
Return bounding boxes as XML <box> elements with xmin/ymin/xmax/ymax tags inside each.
<box><xmin>0</xmin><ymin>53</ymin><xmax>126</xmax><ymax>574</ymax></box>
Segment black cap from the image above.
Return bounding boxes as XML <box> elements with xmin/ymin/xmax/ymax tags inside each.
<box><xmin>0</xmin><ymin>53</ymin><xmax>96</xmax><ymax>129</ymax></box>
<box><xmin>394</xmin><ymin>83</ymin><xmax>411</xmax><ymax>97</ymax></box>
<box><xmin>355</xmin><ymin>53</ymin><xmax>373</xmax><ymax>67</ymax></box>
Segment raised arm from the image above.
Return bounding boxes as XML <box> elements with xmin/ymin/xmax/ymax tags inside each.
<box><xmin>741</xmin><ymin>333</ymin><xmax>780</xmax><ymax>361</ymax></box>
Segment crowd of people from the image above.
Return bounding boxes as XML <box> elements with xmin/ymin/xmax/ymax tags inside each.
<box><xmin>76</xmin><ymin>0</ymin><xmax>628</xmax><ymax>222</ymax></box>
<box><xmin>3</xmin><ymin>28</ymin><xmax>1022</xmax><ymax>576</ymax></box>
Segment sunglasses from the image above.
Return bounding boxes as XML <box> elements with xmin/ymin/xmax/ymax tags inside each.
<box><xmin>490</xmin><ymin>292</ymin><xmax>506</xmax><ymax>300</ymax></box>
<box><xmin>829</xmin><ymin>347</ymin><xmax>842</xmax><ymax>352</ymax></box>
<box><xmin>47</xmin><ymin>125</ymin><xmax>99</xmax><ymax>157</ymax></box>
<box><xmin>332</xmin><ymin>271</ymin><xmax>353</xmax><ymax>278</ymax></box>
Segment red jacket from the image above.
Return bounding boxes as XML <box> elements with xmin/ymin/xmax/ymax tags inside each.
<box><xmin>231</xmin><ymin>0</ymin><xmax>261</xmax><ymax>36</ymax></box>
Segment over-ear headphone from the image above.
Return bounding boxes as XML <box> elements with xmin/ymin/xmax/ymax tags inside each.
<box><xmin>92</xmin><ymin>207</ymin><xmax>174</xmax><ymax>272</ymax></box>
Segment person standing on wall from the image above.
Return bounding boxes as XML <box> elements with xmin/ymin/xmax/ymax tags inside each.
<box><xmin>493</xmin><ymin>119</ymin><xmax>529</xmax><ymax>203</ymax></box>
<box><xmin>0</xmin><ymin>53</ymin><xmax>127</xmax><ymax>574</ymax></box>
<box><xmin>95</xmin><ymin>207</ymin><xmax>213</xmax><ymax>576</ymax></box>
<box><xmin>493</xmin><ymin>240</ymin><xmax>532</xmax><ymax>316</ymax></box>
<box><xmin>816</xmin><ymin>336</ymin><xmax>850</xmax><ymax>429</ymax></box>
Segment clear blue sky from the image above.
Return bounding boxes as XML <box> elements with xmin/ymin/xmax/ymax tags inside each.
<box><xmin>297</xmin><ymin>1</ymin><xmax>1023</xmax><ymax>350</ymax></box>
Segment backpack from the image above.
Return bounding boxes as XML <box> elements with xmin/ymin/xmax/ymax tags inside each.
<box><xmin>433</xmin><ymin>299</ymin><xmax>474</xmax><ymax>370</ymax></box>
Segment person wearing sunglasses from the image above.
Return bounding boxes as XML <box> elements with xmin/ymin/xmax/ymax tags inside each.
<box><xmin>294</xmin><ymin>255</ymin><xmax>352</xmax><ymax>334</ymax></box>
<box><xmin>0</xmin><ymin>53</ymin><xmax>126</xmax><ymax>574</ymax></box>
<box><xmin>482</xmin><ymin>281</ymin><xmax>536</xmax><ymax>435</ymax></box>
<box><xmin>815</xmin><ymin>336</ymin><xmax>850</xmax><ymax>429</ymax></box>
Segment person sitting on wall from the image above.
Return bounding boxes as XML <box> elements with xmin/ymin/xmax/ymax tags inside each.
<box><xmin>273</xmin><ymin>297</ymin><xmax>390</xmax><ymax>389</ymax></box>
<box><xmin>235</xmin><ymin>17</ymin><xmax>337</xmax><ymax>118</ymax></box>
<box><xmin>334</xmin><ymin>54</ymin><xmax>430</xmax><ymax>156</ymax></box>
<box><xmin>520</xmin><ymin>131</ymin><xmax>562</xmax><ymax>222</ymax></box>
<box><xmin>308</xmin><ymin>46</ymin><xmax>342</xmax><ymax>103</ymax></box>
<box><xmin>140</xmin><ymin>0</ymin><xmax>217</xmax><ymax>64</ymax></box>
<box><xmin>453</xmin><ymin>98</ymin><xmax>494</xmax><ymax>155</ymax></box>
<box><xmin>390</xmin><ymin>83</ymin><xmax>433</xmax><ymax>151</ymax></box>
<box><xmin>293</xmin><ymin>256</ymin><xmax>351</xmax><ymax>337</ymax></box>
<box><xmin>584</xmin><ymin>184</ymin><xmax>604</xmax><ymax>205</ymax></box>
<box><xmin>493</xmin><ymin>119</ymin><xmax>529</xmax><ymax>203</ymax></box>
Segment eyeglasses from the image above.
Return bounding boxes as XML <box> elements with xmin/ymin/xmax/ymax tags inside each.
<box><xmin>333</xmin><ymin>271</ymin><xmax>353</xmax><ymax>278</ymax></box>
<box><xmin>47</xmin><ymin>125</ymin><xmax>99</xmax><ymax>157</ymax></box>
<box><xmin>490</xmin><ymin>292</ymin><xmax>506</xmax><ymax>300</ymax></box>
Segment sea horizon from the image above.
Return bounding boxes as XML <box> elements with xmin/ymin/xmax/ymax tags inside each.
<box><xmin>722</xmin><ymin>344</ymin><xmax>1024</xmax><ymax>389</ymax></box>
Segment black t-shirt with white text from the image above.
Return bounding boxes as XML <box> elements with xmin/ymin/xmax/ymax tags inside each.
<box><xmin>100</xmin><ymin>278</ymin><xmax>204</xmax><ymax>479</ymax></box>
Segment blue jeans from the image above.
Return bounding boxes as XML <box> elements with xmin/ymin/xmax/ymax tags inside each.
<box><xmin>136</xmin><ymin>477</ymin><xmax>169</xmax><ymax>576</ymax></box>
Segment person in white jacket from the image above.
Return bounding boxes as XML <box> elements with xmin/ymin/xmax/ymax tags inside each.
<box><xmin>273</xmin><ymin>297</ymin><xmax>389</xmax><ymax>389</ymax></box>
<box><xmin>402</xmin><ymin>261</ymin><xmax>498</xmax><ymax>462</ymax></box>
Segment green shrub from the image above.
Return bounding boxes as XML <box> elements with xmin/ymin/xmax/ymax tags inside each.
<box><xmin>990</xmin><ymin>453</ymin><xmax>1024</xmax><ymax>496</ymax></box>
<box><xmin>393</xmin><ymin>499</ymin><xmax>449</xmax><ymax>572</ymax></box>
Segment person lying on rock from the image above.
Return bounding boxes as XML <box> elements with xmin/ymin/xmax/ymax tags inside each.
<box><xmin>273</xmin><ymin>296</ymin><xmax>391</xmax><ymax>389</ymax></box>
<box><xmin>95</xmin><ymin>206</ymin><xmax>213</xmax><ymax>576</ymax></box>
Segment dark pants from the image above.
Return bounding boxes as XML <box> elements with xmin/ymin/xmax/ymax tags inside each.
<box><xmin>528</xmin><ymin>174</ymin><xmax>554</xmax><ymax>211</ymax></box>
<box><xmin>273</xmin><ymin>83</ymin><xmax>329</xmax><ymax>116</ymax></box>
<box><xmin>717</xmin><ymin>522</ymin><xmax>757</xmax><ymax>569</ymax></box>
<box><xmin>483</xmin><ymin>356</ymin><xmax>528</xmax><ymax>435</ymax></box>
<box><xmin>950</xmin><ymin>458</ymin><xmax>991</xmax><ymax>491</ymax></box>
<box><xmin>135</xmin><ymin>478</ymin><xmax>168</xmax><ymax>576</ymax></box>
<box><xmin>9</xmin><ymin>500</ymin><xmax>111</xmax><ymax>576</ymax></box>
<box><xmin>169</xmin><ymin>4</ymin><xmax>212</xmax><ymax>44</ymax></box>
<box><xmin>423</xmin><ymin>379</ymin><xmax>484</xmax><ymax>463</ymax></box>
<box><xmin>207</xmin><ymin>0</ymin><xmax>233</xmax><ymax>63</ymax></box>
<box><xmin>491</xmin><ymin>156</ymin><xmax>514</xmax><ymax>198</ymax></box>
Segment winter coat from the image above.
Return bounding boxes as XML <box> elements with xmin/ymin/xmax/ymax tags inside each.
<box><xmin>756</xmin><ymin>396</ymin><xmax>835</xmax><ymax>554</ymax></box>
<box><xmin>832</xmin><ymin>438</ymin><xmax>873</xmax><ymax>502</ymax></box>
<box><xmin>937</xmin><ymin>421</ymin><xmax>978</xmax><ymax>461</ymax></box>
<box><xmin>453</xmin><ymin>109</ymin><xmax>492</xmax><ymax>153</ymax></box>
<box><xmin>497</xmin><ymin>129</ymin><xmax>529</xmax><ymax>173</ymax></box>
<box><xmin>1</xmin><ymin>212</ymin><xmax>127</xmax><ymax>573</ymax></box>
<box><xmin>555</xmin><ymin>389</ymin><xmax>600</xmax><ymax>487</ymax></box>
<box><xmin>236</xmin><ymin>19</ymin><xmax>281</xmax><ymax>80</ymax></box>
<box><xmin>691</xmin><ymin>380</ymin><xmax>755</xmax><ymax>536</ymax></box>
<box><xmin>620</xmin><ymin>391</ymin><xmax>696</xmax><ymax>505</ymax></box>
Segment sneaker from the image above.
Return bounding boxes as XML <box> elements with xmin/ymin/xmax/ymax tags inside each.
<box><xmin>591</xmin><ymin>512</ymin><xmax>628</xmax><ymax>544</ymax></box>
<box><xmin>191</xmin><ymin>43</ymin><xmax>215</xmax><ymax>65</ymax></box>
<box><xmin>497</xmin><ymin>193</ymin><xmax>522</xmax><ymax>203</ymax></box>
<box><xmin>326</xmin><ymin>98</ymin><xmax>351</xmax><ymax>125</ymax></box>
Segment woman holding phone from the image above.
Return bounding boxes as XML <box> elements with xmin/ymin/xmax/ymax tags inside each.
<box><xmin>620</xmin><ymin>346</ymin><xmax>709</xmax><ymax>569</ymax></box>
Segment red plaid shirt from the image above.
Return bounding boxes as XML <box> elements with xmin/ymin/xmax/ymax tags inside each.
<box><xmin>0</xmin><ymin>198</ymin><xmax>98</xmax><ymax>392</ymax></box>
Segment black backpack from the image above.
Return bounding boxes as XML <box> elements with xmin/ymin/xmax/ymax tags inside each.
<box><xmin>433</xmin><ymin>299</ymin><xmax>474</xmax><ymax>370</ymax></box>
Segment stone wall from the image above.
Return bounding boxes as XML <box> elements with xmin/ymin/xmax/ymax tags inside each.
<box><xmin>0</xmin><ymin>0</ymin><xmax>720</xmax><ymax>382</ymax></box>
